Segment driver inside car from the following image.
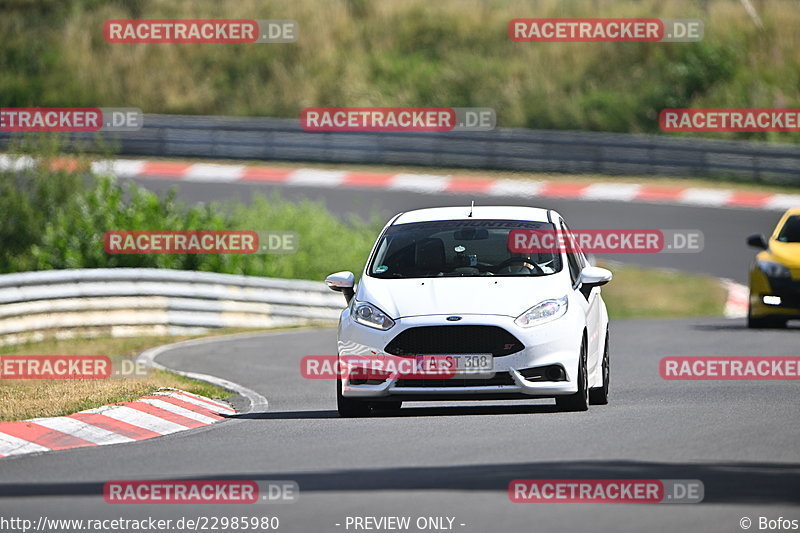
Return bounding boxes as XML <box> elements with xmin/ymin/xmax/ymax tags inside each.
<box><xmin>495</xmin><ymin>253</ymin><xmax>538</xmax><ymax>275</ymax></box>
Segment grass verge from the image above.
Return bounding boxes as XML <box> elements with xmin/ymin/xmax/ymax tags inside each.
<box><xmin>600</xmin><ymin>262</ymin><xmax>727</xmax><ymax>319</ymax></box>
<box><xmin>3</xmin><ymin>0</ymin><xmax>799</xmax><ymax>144</ymax></box>
<box><xmin>0</xmin><ymin>330</ymin><xmax>262</xmax><ymax>423</ymax></box>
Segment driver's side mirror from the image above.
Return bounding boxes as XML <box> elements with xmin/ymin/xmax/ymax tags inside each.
<box><xmin>325</xmin><ymin>271</ymin><xmax>355</xmax><ymax>303</ymax></box>
<box><xmin>579</xmin><ymin>266</ymin><xmax>612</xmax><ymax>290</ymax></box>
<box><xmin>746</xmin><ymin>233</ymin><xmax>768</xmax><ymax>250</ymax></box>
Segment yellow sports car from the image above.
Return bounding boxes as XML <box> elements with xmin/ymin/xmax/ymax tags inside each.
<box><xmin>747</xmin><ymin>207</ymin><xmax>800</xmax><ymax>328</ymax></box>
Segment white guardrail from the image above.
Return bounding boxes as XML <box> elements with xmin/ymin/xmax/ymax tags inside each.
<box><xmin>0</xmin><ymin>268</ymin><xmax>345</xmax><ymax>346</ymax></box>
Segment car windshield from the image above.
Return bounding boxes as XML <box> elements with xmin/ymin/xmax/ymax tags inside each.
<box><xmin>776</xmin><ymin>215</ymin><xmax>800</xmax><ymax>243</ymax></box>
<box><xmin>368</xmin><ymin>219</ymin><xmax>562</xmax><ymax>278</ymax></box>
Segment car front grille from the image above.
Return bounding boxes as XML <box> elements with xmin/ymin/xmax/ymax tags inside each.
<box><xmin>394</xmin><ymin>373</ymin><xmax>515</xmax><ymax>388</ymax></box>
<box><xmin>384</xmin><ymin>325</ymin><xmax>524</xmax><ymax>357</ymax></box>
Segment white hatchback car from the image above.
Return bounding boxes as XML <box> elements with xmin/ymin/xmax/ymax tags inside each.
<box><xmin>326</xmin><ymin>206</ymin><xmax>612</xmax><ymax>417</ymax></box>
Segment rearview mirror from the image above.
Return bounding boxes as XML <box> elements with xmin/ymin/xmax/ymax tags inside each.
<box><xmin>454</xmin><ymin>228</ymin><xmax>489</xmax><ymax>240</ymax></box>
<box><xmin>746</xmin><ymin>233</ymin><xmax>768</xmax><ymax>250</ymax></box>
<box><xmin>325</xmin><ymin>271</ymin><xmax>355</xmax><ymax>303</ymax></box>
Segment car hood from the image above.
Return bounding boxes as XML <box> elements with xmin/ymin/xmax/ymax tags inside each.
<box><xmin>767</xmin><ymin>241</ymin><xmax>800</xmax><ymax>269</ymax></box>
<box><xmin>358</xmin><ymin>276</ymin><xmax>568</xmax><ymax>318</ymax></box>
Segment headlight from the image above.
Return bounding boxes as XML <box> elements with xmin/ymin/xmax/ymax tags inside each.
<box><xmin>351</xmin><ymin>301</ymin><xmax>395</xmax><ymax>330</ymax></box>
<box><xmin>515</xmin><ymin>295</ymin><xmax>568</xmax><ymax>327</ymax></box>
<box><xmin>757</xmin><ymin>260</ymin><xmax>790</xmax><ymax>278</ymax></box>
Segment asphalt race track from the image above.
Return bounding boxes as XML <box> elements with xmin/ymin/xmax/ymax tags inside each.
<box><xmin>0</xmin><ymin>174</ymin><xmax>797</xmax><ymax>533</ymax></box>
<box><xmin>0</xmin><ymin>321</ymin><xmax>798</xmax><ymax>532</ymax></box>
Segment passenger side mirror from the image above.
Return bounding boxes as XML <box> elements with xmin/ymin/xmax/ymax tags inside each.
<box><xmin>746</xmin><ymin>233</ymin><xmax>768</xmax><ymax>250</ymax></box>
<box><xmin>579</xmin><ymin>266</ymin><xmax>612</xmax><ymax>289</ymax></box>
<box><xmin>325</xmin><ymin>271</ymin><xmax>355</xmax><ymax>303</ymax></box>
<box><xmin>578</xmin><ymin>266</ymin><xmax>612</xmax><ymax>299</ymax></box>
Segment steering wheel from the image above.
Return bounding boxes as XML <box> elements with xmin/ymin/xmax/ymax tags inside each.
<box><xmin>493</xmin><ymin>258</ymin><xmax>544</xmax><ymax>275</ymax></box>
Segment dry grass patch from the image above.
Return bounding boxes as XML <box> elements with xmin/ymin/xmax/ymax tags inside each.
<box><xmin>600</xmin><ymin>262</ymin><xmax>727</xmax><ymax>319</ymax></box>
<box><xmin>0</xmin><ymin>329</ymin><xmax>269</xmax><ymax>422</ymax></box>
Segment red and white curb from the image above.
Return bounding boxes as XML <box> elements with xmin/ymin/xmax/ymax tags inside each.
<box><xmin>722</xmin><ymin>279</ymin><xmax>750</xmax><ymax>319</ymax></box>
<box><xmin>0</xmin><ymin>389</ymin><xmax>234</xmax><ymax>459</ymax></box>
<box><xmin>2</xmin><ymin>155</ymin><xmax>798</xmax><ymax>211</ymax></box>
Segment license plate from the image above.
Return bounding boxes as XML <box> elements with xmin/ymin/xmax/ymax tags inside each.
<box><xmin>416</xmin><ymin>354</ymin><xmax>494</xmax><ymax>375</ymax></box>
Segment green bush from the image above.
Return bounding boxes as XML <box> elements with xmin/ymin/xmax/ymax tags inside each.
<box><xmin>0</xmin><ymin>153</ymin><xmax>382</xmax><ymax>280</ymax></box>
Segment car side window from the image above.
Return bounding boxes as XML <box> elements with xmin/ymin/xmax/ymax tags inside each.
<box><xmin>561</xmin><ymin>220</ymin><xmax>582</xmax><ymax>286</ymax></box>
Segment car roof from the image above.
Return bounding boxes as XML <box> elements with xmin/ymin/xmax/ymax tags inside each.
<box><xmin>392</xmin><ymin>206</ymin><xmax>555</xmax><ymax>225</ymax></box>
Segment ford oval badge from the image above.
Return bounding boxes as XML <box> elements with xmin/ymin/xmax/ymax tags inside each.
<box><xmin>446</xmin><ymin>316</ymin><xmax>462</xmax><ymax>321</ymax></box>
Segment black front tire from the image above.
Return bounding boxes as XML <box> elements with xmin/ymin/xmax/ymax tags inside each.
<box><xmin>337</xmin><ymin>378</ymin><xmax>372</xmax><ymax>418</ymax></box>
<box><xmin>589</xmin><ymin>329</ymin><xmax>610</xmax><ymax>405</ymax></box>
<box><xmin>556</xmin><ymin>338</ymin><xmax>589</xmax><ymax>412</ymax></box>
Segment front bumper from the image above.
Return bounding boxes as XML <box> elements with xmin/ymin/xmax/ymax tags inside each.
<box><xmin>337</xmin><ymin>312</ymin><xmax>583</xmax><ymax>400</ymax></box>
<box><xmin>749</xmin><ymin>270</ymin><xmax>800</xmax><ymax>319</ymax></box>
